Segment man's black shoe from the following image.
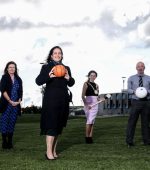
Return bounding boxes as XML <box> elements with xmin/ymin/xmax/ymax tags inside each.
<box><xmin>127</xmin><ymin>143</ymin><xmax>135</xmax><ymax>148</ymax></box>
<box><xmin>144</xmin><ymin>142</ymin><xmax>150</xmax><ymax>146</ymax></box>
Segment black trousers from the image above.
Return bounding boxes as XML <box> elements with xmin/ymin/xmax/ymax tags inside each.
<box><xmin>126</xmin><ymin>100</ymin><xmax>150</xmax><ymax>144</ymax></box>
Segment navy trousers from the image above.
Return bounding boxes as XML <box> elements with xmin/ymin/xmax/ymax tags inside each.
<box><xmin>126</xmin><ymin>100</ymin><xmax>150</xmax><ymax>144</ymax></box>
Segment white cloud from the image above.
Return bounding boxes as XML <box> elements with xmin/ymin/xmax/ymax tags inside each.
<box><xmin>0</xmin><ymin>0</ymin><xmax>150</xmax><ymax>106</ymax></box>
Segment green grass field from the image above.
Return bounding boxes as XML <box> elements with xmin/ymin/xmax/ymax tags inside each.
<box><xmin>0</xmin><ymin>114</ymin><xmax>150</xmax><ymax>170</ymax></box>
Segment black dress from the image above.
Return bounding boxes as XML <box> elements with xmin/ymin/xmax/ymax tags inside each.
<box><xmin>35</xmin><ymin>62</ymin><xmax>75</xmax><ymax>135</ymax></box>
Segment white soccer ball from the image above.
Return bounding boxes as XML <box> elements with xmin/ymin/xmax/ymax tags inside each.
<box><xmin>135</xmin><ymin>87</ymin><xmax>147</xmax><ymax>98</ymax></box>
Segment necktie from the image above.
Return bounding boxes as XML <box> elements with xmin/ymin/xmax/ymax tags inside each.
<box><xmin>139</xmin><ymin>76</ymin><xmax>143</xmax><ymax>87</ymax></box>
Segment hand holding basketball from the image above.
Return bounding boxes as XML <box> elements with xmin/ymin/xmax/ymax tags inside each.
<box><xmin>49</xmin><ymin>67</ymin><xmax>56</xmax><ymax>78</ymax></box>
<box><xmin>64</xmin><ymin>69</ymin><xmax>70</xmax><ymax>80</ymax></box>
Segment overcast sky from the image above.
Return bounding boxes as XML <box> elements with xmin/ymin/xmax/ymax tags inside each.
<box><xmin>0</xmin><ymin>0</ymin><xmax>150</xmax><ymax>106</ymax></box>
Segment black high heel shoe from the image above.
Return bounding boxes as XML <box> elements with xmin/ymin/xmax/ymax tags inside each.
<box><xmin>45</xmin><ymin>154</ymin><xmax>56</xmax><ymax>160</ymax></box>
<box><xmin>85</xmin><ymin>137</ymin><xmax>93</xmax><ymax>144</ymax></box>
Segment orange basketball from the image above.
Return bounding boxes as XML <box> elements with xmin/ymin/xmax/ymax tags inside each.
<box><xmin>53</xmin><ymin>65</ymin><xmax>66</xmax><ymax>77</ymax></box>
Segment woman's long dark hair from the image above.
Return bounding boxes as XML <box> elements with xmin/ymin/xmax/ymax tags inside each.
<box><xmin>46</xmin><ymin>46</ymin><xmax>63</xmax><ymax>63</ymax></box>
<box><xmin>4</xmin><ymin>61</ymin><xmax>18</xmax><ymax>76</ymax></box>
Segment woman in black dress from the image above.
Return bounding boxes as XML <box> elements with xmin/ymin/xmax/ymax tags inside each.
<box><xmin>36</xmin><ymin>46</ymin><xmax>75</xmax><ymax>160</ymax></box>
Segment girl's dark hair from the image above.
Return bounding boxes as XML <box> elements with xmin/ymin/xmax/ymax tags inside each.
<box><xmin>87</xmin><ymin>70</ymin><xmax>98</xmax><ymax>77</ymax></box>
<box><xmin>4</xmin><ymin>61</ymin><xmax>18</xmax><ymax>76</ymax></box>
<box><xmin>46</xmin><ymin>46</ymin><xmax>63</xmax><ymax>63</ymax></box>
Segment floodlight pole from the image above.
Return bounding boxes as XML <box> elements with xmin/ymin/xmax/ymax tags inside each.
<box><xmin>121</xmin><ymin>77</ymin><xmax>126</xmax><ymax>115</ymax></box>
<box><xmin>122</xmin><ymin>77</ymin><xmax>126</xmax><ymax>92</ymax></box>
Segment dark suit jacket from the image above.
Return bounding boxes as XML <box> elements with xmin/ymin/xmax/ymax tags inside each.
<box><xmin>0</xmin><ymin>73</ymin><xmax>23</xmax><ymax>115</ymax></box>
